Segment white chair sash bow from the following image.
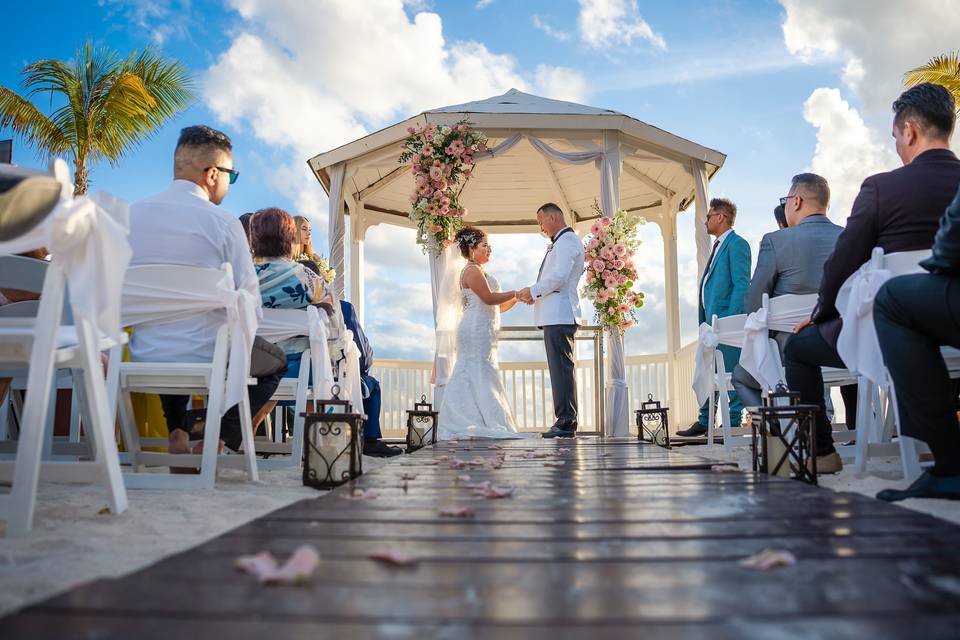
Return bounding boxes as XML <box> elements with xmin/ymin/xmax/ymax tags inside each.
<box><xmin>257</xmin><ymin>306</ymin><xmax>334</xmax><ymax>402</ymax></box>
<box><xmin>121</xmin><ymin>264</ymin><xmax>257</xmax><ymax>414</ymax></box>
<box><xmin>739</xmin><ymin>308</ymin><xmax>783</xmax><ymax>393</ymax></box>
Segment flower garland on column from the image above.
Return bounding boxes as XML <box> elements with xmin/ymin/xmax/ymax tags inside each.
<box><xmin>399</xmin><ymin>120</ymin><xmax>487</xmax><ymax>254</ymax></box>
<box><xmin>581</xmin><ymin>203</ymin><xmax>645</xmax><ymax>332</ymax></box>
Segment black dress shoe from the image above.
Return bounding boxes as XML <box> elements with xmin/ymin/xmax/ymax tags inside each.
<box><xmin>542</xmin><ymin>425</ymin><xmax>576</xmax><ymax>439</ymax></box>
<box><xmin>876</xmin><ymin>470</ymin><xmax>960</xmax><ymax>502</ymax></box>
<box><xmin>675</xmin><ymin>422</ymin><xmax>708</xmax><ymax>437</ymax></box>
<box><xmin>364</xmin><ymin>439</ymin><xmax>402</xmax><ymax>458</ymax></box>
<box><xmin>0</xmin><ymin>174</ymin><xmax>62</xmax><ymax>241</ymax></box>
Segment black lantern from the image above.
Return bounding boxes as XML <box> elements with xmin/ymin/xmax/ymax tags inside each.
<box><xmin>301</xmin><ymin>385</ymin><xmax>364</xmax><ymax>489</ymax></box>
<box><xmin>635</xmin><ymin>394</ymin><xmax>670</xmax><ymax>447</ymax></box>
<box><xmin>752</xmin><ymin>383</ymin><xmax>818</xmax><ymax>485</ymax></box>
<box><xmin>405</xmin><ymin>394</ymin><xmax>438</xmax><ymax>453</ymax></box>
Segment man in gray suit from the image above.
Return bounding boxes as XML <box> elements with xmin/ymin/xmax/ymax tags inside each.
<box><xmin>732</xmin><ymin>173</ymin><xmax>844</xmax><ymax>409</ymax></box>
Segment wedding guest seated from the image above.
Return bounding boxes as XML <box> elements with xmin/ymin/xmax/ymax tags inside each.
<box><xmin>875</xmin><ymin>184</ymin><xmax>960</xmax><ymax>501</ymax></box>
<box><xmin>785</xmin><ymin>82</ymin><xmax>960</xmax><ymax>474</ymax></box>
<box><xmin>239</xmin><ymin>212</ymin><xmax>253</xmax><ymax>246</ymax></box>
<box><xmin>731</xmin><ymin>174</ymin><xmax>846</xmax><ymax>411</ymax></box>
<box><xmin>249</xmin><ymin>208</ymin><xmax>399</xmax><ymax>457</ymax></box>
<box><xmin>128</xmin><ymin>125</ymin><xmax>283</xmax><ymax>458</ymax></box>
<box><xmin>292</xmin><ymin>215</ymin><xmax>336</xmax><ymax>283</ymax></box>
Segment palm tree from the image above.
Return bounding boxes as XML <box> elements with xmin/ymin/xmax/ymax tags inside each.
<box><xmin>0</xmin><ymin>42</ymin><xmax>194</xmax><ymax>194</ymax></box>
<box><xmin>904</xmin><ymin>52</ymin><xmax>960</xmax><ymax>108</ymax></box>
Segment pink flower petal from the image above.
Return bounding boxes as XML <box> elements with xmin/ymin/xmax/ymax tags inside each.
<box><xmin>236</xmin><ymin>546</ymin><xmax>320</xmax><ymax>585</ymax></box>
<box><xmin>439</xmin><ymin>505</ymin><xmax>475</xmax><ymax>518</ymax></box>
<box><xmin>739</xmin><ymin>549</ymin><xmax>797</xmax><ymax>570</ymax></box>
<box><xmin>477</xmin><ymin>485</ymin><xmax>514</xmax><ymax>499</ymax></box>
<box><xmin>711</xmin><ymin>464</ymin><xmax>739</xmax><ymax>473</ymax></box>
<box><xmin>456</xmin><ymin>474</ymin><xmax>472</xmax><ymax>482</ymax></box>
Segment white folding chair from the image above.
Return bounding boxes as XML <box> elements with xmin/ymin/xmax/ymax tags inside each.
<box><xmin>0</xmin><ymin>162</ymin><xmax>129</xmax><ymax>536</ymax></box>
<box><xmin>113</xmin><ymin>263</ymin><xmax>259</xmax><ymax>489</ymax></box>
<box><xmin>704</xmin><ymin>313</ymin><xmax>746</xmax><ymax>448</ymax></box>
<box><xmin>847</xmin><ymin>248</ymin><xmax>933</xmax><ymax>478</ymax></box>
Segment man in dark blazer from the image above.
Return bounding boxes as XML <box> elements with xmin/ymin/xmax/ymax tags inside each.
<box><xmin>875</xmin><ymin>184</ymin><xmax>960</xmax><ymax>501</ymax></box>
<box><xmin>678</xmin><ymin>197</ymin><xmax>751</xmax><ymax>437</ymax></box>
<box><xmin>784</xmin><ymin>82</ymin><xmax>960</xmax><ymax>474</ymax></box>
<box><xmin>732</xmin><ymin>173</ymin><xmax>844</xmax><ymax>410</ymax></box>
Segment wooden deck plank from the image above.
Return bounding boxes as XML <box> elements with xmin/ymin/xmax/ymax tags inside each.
<box><xmin>4</xmin><ymin>438</ymin><xmax>960</xmax><ymax>638</ymax></box>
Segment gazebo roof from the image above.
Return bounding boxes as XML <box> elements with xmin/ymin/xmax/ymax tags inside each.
<box><xmin>308</xmin><ymin>89</ymin><xmax>725</xmax><ymax>233</ymax></box>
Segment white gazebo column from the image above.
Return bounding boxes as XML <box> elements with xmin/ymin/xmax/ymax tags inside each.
<box><xmin>348</xmin><ymin>197</ymin><xmax>366</xmax><ymax>324</ymax></box>
<box><xmin>600</xmin><ymin>130</ymin><xmax>629</xmax><ymax>437</ymax></box>
<box><xmin>659</xmin><ymin>197</ymin><xmax>683</xmax><ymax>425</ymax></box>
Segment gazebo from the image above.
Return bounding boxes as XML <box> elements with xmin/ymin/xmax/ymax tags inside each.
<box><xmin>308</xmin><ymin>89</ymin><xmax>725</xmax><ymax>433</ymax></box>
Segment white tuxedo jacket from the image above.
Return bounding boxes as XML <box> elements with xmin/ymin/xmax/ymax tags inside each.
<box><xmin>531</xmin><ymin>228</ymin><xmax>585</xmax><ymax>327</ymax></box>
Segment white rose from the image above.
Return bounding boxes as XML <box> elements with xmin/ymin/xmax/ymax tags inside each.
<box><xmin>441</xmin><ymin>126</ymin><xmax>451</xmax><ymax>135</ymax></box>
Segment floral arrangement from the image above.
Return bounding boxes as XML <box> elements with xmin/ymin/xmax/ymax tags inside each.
<box><xmin>294</xmin><ymin>252</ymin><xmax>336</xmax><ymax>285</ymax></box>
<box><xmin>581</xmin><ymin>203</ymin><xmax>645</xmax><ymax>332</ymax></box>
<box><xmin>399</xmin><ymin>120</ymin><xmax>487</xmax><ymax>254</ymax></box>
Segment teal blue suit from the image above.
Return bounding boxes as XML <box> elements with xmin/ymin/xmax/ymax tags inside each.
<box><xmin>698</xmin><ymin>230</ymin><xmax>751</xmax><ymax>428</ymax></box>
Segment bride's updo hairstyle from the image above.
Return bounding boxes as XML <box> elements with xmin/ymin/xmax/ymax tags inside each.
<box><xmin>455</xmin><ymin>226</ymin><xmax>486</xmax><ymax>258</ymax></box>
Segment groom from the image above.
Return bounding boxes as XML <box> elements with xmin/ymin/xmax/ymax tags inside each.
<box><xmin>519</xmin><ymin>203</ymin><xmax>585</xmax><ymax>438</ymax></box>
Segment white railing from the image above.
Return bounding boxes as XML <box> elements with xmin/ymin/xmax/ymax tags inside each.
<box><xmin>372</xmin><ymin>341</ymin><xmax>699</xmax><ymax>440</ymax></box>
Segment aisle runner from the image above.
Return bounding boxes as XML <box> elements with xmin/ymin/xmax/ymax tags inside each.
<box><xmin>4</xmin><ymin>439</ymin><xmax>960</xmax><ymax>638</ymax></box>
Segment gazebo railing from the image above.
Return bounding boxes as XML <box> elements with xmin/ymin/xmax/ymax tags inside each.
<box><xmin>372</xmin><ymin>343</ymin><xmax>698</xmax><ymax>439</ymax></box>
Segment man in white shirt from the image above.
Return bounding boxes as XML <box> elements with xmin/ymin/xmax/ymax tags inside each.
<box><xmin>128</xmin><ymin>125</ymin><xmax>281</xmax><ymax>456</ymax></box>
<box><xmin>519</xmin><ymin>203</ymin><xmax>585</xmax><ymax>438</ymax></box>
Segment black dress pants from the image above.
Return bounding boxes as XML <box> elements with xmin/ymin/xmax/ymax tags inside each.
<box><xmin>874</xmin><ymin>273</ymin><xmax>960</xmax><ymax>476</ymax></box>
<box><xmin>783</xmin><ymin>325</ymin><xmax>858</xmax><ymax>456</ymax></box>
<box><xmin>160</xmin><ymin>370</ymin><xmax>282</xmax><ymax>452</ymax></box>
<box><xmin>544</xmin><ymin>324</ymin><xmax>578</xmax><ymax>430</ymax></box>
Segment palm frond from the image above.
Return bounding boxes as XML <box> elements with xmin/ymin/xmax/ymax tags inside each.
<box><xmin>904</xmin><ymin>52</ymin><xmax>960</xmax><ymax>102</ymax></box>
<box><xmin>0</xmin><ymin>86</ymin><xmax>71</xmax><ymax>157</ymax></box>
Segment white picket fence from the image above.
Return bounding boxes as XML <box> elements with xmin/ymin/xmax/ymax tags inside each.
<box><xmin>372</xmin><ymin>342</ymin><xmax>698</xmax><ymax>439</ymax></box>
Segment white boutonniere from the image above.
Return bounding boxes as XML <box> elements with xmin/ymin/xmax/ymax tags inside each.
<box><xmin>546</xmin><ymin>243</ymin><xmax>555</xmax><ymax>253</ymax></box>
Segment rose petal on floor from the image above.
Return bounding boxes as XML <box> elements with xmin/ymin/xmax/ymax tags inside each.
<box><xmin>368</xmin><ymin>549</ymin><xmax>418</xmax><ymax>567</ymax></box>
<box><xmin>711</xmin><ymin>464</ymin><xmax>739</xmax><ymax>473</ymax></box>
<box><xmin>439</xmin><ymin>505</ymin><xmax>475</xmax><ymax>518</ymax></box>
<box><xmin>739</xmin><ymin>549</ymin><xmax>797</xmax><ymax>570</ymax></box>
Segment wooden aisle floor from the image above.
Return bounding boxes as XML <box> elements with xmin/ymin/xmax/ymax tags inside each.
<box><xmin>3</xmin><ymin>438</ymin><xmax>960</xmax><ymax>639</ymax></box>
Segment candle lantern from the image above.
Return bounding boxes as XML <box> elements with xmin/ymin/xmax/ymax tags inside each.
<box><xmin>634</xmin><ymin>394</ymin><xmax>670</xmax><ymax>447</ymax></box>
<box><xmin>301</xmin><ymin>385</ymin><xmax>363</xmax><ymax>489</ymax></box>
<box><xmin>405</xmin><ymin>394</ymin><xmax>438</xmax><ymax>453</ymax></box>
<box><xmin>752</xmin><ymin>383</ymin><xmax>818</xmax><ymax>485</ymax></box>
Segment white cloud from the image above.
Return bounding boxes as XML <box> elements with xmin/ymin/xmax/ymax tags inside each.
<box><xmin>532</xmin><ymin>15</ymin><xmax>571</xmax><ymax>42</ymax></box>
<box><xmin>802</xmin><ymin>88</ymin><xmax>896</xmax><ymax>221</ymax></box>
<box><xmin>475</xmin><ymin>0</ymin><xmax>494</xmax><ymax>8</ymax></box>
<box><xmin>780</xmin><ymin>1</ymin><xmax>960</xmax><ymax>220</ymax></box>
<box><xmin>203</xmin><ymin>0</ymin><xmax>588</xmax><ymax>233</ymax></box>
<box><xmin>577</xmin><ymin>0</ymin><xmax>666</xmax><ymax>51</ymax></box>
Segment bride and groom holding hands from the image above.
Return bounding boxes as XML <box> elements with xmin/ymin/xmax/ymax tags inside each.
<box><xmin>437</xmin><ymin>203</ymin><xmax>585</xmax><ymax>440</ymax></box>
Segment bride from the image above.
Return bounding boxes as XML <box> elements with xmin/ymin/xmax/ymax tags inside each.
<box><xmin>436</xmin><ymin>226</ymin><xmax>527</xmax><ymax>439</ymax></box>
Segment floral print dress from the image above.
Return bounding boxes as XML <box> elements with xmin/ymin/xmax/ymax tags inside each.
<box><xmin>255</xmin><ymin>257</ymin><xmax>327</xmax><ymax>357</ymax></box>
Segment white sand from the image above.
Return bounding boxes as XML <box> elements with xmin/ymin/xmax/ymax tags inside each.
<box><xmin>0</xmin><ymin>460</ymin><xmax>384</xmax><ymax>617</ymax></box>
<box><xmin>2</xmin><ymin>446</ymin><xmax>958</xmax><ymax>618</ymax></box>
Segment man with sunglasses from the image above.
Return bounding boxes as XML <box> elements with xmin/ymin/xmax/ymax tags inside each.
<box><xmin>128</xmin><ymin>125</ymin><xmax>282</xmax><ymax>461</ymax></box>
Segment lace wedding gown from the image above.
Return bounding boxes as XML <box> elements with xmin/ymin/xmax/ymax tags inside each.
<box><xmin>438</xmin><ymin>270</ymin><xmax>524</xmax><ymax>439</ymax></box>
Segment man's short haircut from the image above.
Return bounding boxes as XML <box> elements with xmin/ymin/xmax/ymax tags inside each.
<box><xmin>892</xmin><ymin>82</ymin><xmax>956</xmax><ymax>140</ymax></box>
<box><xmin>791</xmin><ymin>172</ymin><xmax>830</xmax><ymax>209</ymax></box>
<box><xmin>538</xmin><ymin>202</ymin><xmax>564</xmax><ymax>219</ymax></box>
<box><xmin>709</xmin><ymin>197</ymin><xmax>737</xmax><ymax>223</ymax></box>
<box><xmin>174</xmin><ymin>125</ymin><xmax>232</xmax><ymax>173</ymax></box>
<box><xmin>250</xmin><ymin>207</ymin><xmax>297</xmax><ymax>259</ymax></box>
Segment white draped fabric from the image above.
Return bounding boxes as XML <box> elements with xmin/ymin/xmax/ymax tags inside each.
<box><xmin>469</xmin><ymin>131</ymin><xmax>630</xmax><ymax>433</ymax></box>
<box><xmin>692</xmin><ymin>319</ymin><xmax>745</xmax><ymax>405</ymax></box>
<box><xmin>256</xmin><ymin>306</ymin><xmax>334</xmax><ymax>402</ymax></box>
<box><xmin>738</xmin><ymin>294</ymin><xmax>815</xmax><ymax>393</ymax></box>
<box><xmin>0</xmin><ymin>186</ymin><xmax>131</xmax><ymax>344</ymax></box>
<box><xmin>690</xmin><ymin>159</ymin><xmax>712</xmax><ymax>278</ymax></box>
<box><xmin>121</xmin><ymin>266</ymin><xmax>257</xmax><ymax>414</ymax></box>
<box><xmin>327</xmin><ymin>162</ymin><xmax>347</xmax><ymax>300</ymax></box>
<box><xmin>836</xmin><ymin>250</ymin><xmax>928</xmax><ymax>386</ymax></box>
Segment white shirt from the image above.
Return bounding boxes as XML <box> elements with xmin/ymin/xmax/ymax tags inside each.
<box><xmin>127</xmin><ymin>180</ymin><xmax>259</xmax><ymax>363</ymax></box>
<box><xmin>701</xmin><ymin>228</ymin><xmax>732</xmax><ymax>303</ymax></box>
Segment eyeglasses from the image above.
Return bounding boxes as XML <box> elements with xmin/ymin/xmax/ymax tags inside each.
<box><xmin>207</xmin><ymin>166</ymin><xmax>239</xmax><ymax>185</ymax></box>
<box><xmin>779</xmin><ymin>194</ymin><xmax>798</xmax><ymax>207</ymax></box>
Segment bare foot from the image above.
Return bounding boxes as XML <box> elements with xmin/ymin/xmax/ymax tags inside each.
<box><xmin>168</xmin><ymin>429</ymin><xmax>200</xmax><ymax>475</ymax></box>
<box><xmin>192</xmin><ymin>439</ymin><xmax>225</xmax><ymax>456</ymax></box>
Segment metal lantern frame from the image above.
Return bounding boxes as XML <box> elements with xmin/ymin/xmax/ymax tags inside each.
<box><xmin>301</xmin><ymin>385</ymin><xmax>364</xmax><ymax>489</ymax></box>
<box><xmin>635</xmin><ymin>394</ymin><xmax>670</xmax><ymax>448</ymax></box>
<box><xmin>751</xmin><ymin>383</ymin><xmax>818</xmax><ymax>485</ymax></box>
<box><xmin>405</xmin><ymin>394</ymin><xmax>438</xmax><ymax>453</ymax></box>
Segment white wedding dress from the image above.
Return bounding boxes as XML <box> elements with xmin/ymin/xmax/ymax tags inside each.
<box><xmin>437</xmin><ymin>269</ymin><xmax>524</xmax><ymax>439</ymax></box>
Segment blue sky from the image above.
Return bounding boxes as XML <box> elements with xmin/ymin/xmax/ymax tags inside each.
<box><xmin>3</xmin><ymin>0</ymin><xmax>956</xmax><ymax>360</ymax></box>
